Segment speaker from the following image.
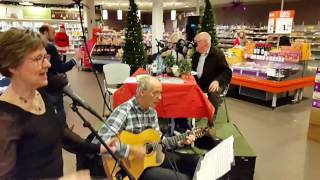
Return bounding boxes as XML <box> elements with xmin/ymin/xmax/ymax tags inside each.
<box><xmin>186</xmin><ymin>16</ymin><xmax>200</xmax><ymax>41</ymax></box>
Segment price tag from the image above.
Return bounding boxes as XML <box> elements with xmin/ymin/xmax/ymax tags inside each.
<box><xmin>275</xmin><ymin>17</ymin><xmax>293</xmax><ymax>34</ymax></box>
<box><xmin>266</xmin><ymin>68</ymin><xmax>276</xmax><ymax>77</ymax></box>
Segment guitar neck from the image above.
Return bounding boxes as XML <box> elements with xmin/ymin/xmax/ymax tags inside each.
<box><xmin>161</xmin><ymin>128</ymin><xmax>205</xmax><ymax>148</ymax></box>
<box><xmin>163</xmin><ymin>133</ymin><xmax>187</xmax><ymax>147</ymax></box>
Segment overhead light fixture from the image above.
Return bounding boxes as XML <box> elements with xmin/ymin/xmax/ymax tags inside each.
<box><xmin>117</xmin><ymin>9</ymin><xmax>123</xmax><ymax>20</ymax></box>
<box><xmin>171</xmin><ymin>10</ymin><xmax>176</xmax><ymax>21</ymax></box>
<box><xmin>102</xmin><ymin>9</ymin><xmax>108</xmax><ymax>20</ymax></box>
<box><xmin>137</xmin><ymin>10</ymin><xmax>141</xmax><ymax>19</ymax></box>
<box><xmin>19</xmin><ymin>1</ymin><xmax>33</xmax><ymax>6</ymax></box>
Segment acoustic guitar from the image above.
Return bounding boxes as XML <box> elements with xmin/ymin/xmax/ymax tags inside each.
<box><xmin>102</xmin><ymin>128</ymin><xmax>208</xmax><ymax>180</ymax></box>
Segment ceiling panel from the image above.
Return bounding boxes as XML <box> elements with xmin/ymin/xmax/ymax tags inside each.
<box><xmin>4</xmin><ymin>0</ymin><xmax>287</xmax><ymax>10</ymax></box>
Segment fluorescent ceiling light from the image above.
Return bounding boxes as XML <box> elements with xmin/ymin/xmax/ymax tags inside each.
<box><xmin>19</xmin><ymin>1</ymin><xmax>33</xmax><ymax>6</ymax></box>
<box><xmin>171</xmin><ymin>9</ymin><xmax>176</xmax><ymax>21</ymax></box>
<box><xmin>102</xmin><ymin>9</ymin><xmax>108</xmax><ymax>20</ymax></box>
<box><xmin>117</xmin><ymin>9</ymin><xmax>122</xmax><ymax>20</ymax></box>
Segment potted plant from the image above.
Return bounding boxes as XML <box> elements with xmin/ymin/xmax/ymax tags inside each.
<box><xmin>164</xmin><ymin>52</ymin><xmax>175</xmax><ymax>76</ymax></box>
<box><xmin>179</xmin><ymin>59</ymin><xmax>192</xmax><ymax>79</ymax></box>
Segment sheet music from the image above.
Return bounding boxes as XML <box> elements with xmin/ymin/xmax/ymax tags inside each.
<box><xmin>193</xmin><ymin>136</ymin><xmax>234</xmax><ymax>180</ymax></box>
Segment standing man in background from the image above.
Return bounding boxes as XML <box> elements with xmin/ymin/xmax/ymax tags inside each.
<box><xmin>39</xmin><ymin>24</ymin><xmax>82</xmax><ymax>126</ymax></box>
<box><xmin>192</xmin><ymin>32</ymin><xmax>232</xmax><ymax>125</ymax></box>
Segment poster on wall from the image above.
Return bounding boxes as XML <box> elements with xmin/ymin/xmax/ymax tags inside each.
<box><xmin>267</xmin><ymin>10</ymin><xmax>295</xmax><ymax>34</ymax></box>
<box><xmin>51</xmin><ymin>9</ymin><xmax>80</xmax><ymax>20</ymax></box>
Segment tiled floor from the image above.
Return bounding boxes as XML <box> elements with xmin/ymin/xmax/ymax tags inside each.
<box><xmin>63</xmin><ymin>68</ymin><xmax>320</xmax><ymax>180</ymax></box>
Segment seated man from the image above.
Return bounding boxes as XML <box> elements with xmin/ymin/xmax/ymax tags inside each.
<box><xmin>93</xmin><ymin>75</ymin><xmax>199</xmax><ymax>180</ymax></box>
<box><xmin>192</xmin><ymin>32</ymin><xmax>232</xmax><ymax>124</ymax></box>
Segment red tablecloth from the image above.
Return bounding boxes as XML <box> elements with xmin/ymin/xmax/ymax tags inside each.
<box><xmin>113</xmin><ymin>68</ymin><xmax>215</xmax><ymax>124</ymax></box>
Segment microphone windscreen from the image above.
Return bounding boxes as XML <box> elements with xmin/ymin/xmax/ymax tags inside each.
<box><xmin>46</xmin><ymin>73</ymin><xmax>69</xmax><ymax>93</ymax></box>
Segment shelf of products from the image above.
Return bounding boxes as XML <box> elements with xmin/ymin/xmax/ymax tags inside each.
<box><xmin>291</xmin><ymin>25</ymin><xmax>320</xmax><ymax>60</ymax></box>
<box><xmin>0</xmin><ymin>19</ymin><xmax>83</xmax><ymax>50</ymax></box>
<box><xmin>217</xmin><ymin>24</ymin><xmax>320</xmax><ymax>60</ymax></box>
<box><xmin>93</xmin><ymin>27</ymin><xmax>124</xmax><ymax>60</ymax></box>
<box><xmin>216</xmin><ymin>25</ymin><xmax>244</xmax><ymax>50</ymax></box>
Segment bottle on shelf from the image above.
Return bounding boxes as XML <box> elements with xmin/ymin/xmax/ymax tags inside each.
<box><xmin>260</xmin><ymin>43</ymin><xmax>265</xmax><ymax>56</ymax></box>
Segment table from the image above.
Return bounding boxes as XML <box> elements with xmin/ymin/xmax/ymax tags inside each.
<box><xmin>113</xmin><ymin>68</ymin><xmax>215</xmax><ymax>124</ymax></box>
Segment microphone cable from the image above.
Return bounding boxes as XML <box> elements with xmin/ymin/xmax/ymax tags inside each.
<box><xmin>163</xmin><ymin>148</ymin><xmax>182</xmax><ymax>180</ymax></box>
<box><xmin>74</xmin><ymin>1</ymin><xmax>112</xmax><ymax>115</ymax></box>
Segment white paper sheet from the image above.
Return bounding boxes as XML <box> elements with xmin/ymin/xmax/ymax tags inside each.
<box><xmin>123</xmin><ymin>77</ymin><xmax>137</xmax><ymax>83</ymax></box>
<box><xmin>123</xmin><ymin>76</ymin><xmax>184</xmax><ymax>84</ymax></box>
<box><xmin>159</xmin><ymin>77</ymin><xmax>184</xmax><ymax>84</ymax></box>
<box><xmin>193</xmin><ymin>136</ymin><xmax>234</xmax><ymax>180</ymax></box>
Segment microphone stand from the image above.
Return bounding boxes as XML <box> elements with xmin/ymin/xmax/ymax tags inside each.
<box><xmin>70</xmin><ymin>100</ymin><xmax>135</xmax><ymax>180</ymax></box>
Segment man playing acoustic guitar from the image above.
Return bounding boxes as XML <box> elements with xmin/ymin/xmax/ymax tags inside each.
<box><xmin>93</xmin><ymin>75</ymin><xmax>200</xmax><ymax>180</ymax></box>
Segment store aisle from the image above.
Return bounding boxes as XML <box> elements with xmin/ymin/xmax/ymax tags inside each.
<box><xmin>63</xmin><ymin>68</ymin><xmax>320</xmax><ymax>180</ymax></box>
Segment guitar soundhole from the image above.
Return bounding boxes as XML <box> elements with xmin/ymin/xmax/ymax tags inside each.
<box><xmin>146</xmin><ymin>144</ymin><xmax>153</xmax><ymax>154</ymax></box>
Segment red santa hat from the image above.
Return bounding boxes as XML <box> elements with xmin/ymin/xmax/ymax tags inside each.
<box><xmin>60</xmin><ymin>24</ymin><xmax>65</xmax><ymax>29</ymax></box>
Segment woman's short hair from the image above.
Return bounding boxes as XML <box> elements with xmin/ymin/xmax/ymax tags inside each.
<box><xmin>0</xmin><ymin>28</ymin><xmax>46</xmax><ymax>77</ymax></box>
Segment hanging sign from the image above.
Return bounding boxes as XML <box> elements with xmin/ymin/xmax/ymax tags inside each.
<box><xmin>267</xmin><ymin>10</ymin><xmax>295</xmax><ymax>34</ymax></box>
<box><xmin>51</xmin><ymin>9</ymin><xmax>80</xmax><ymax>20</ymax></box>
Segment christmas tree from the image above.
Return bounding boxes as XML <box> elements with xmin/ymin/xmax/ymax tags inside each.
<box><xmin>199</xmin><ymin>0</ymin><xmax>218</xmax><ymax>46</ymax></box>
<box><xmin>122</xmin><ymin>0</ymin><xmax>147</xmax><ymax>74</ymax></box>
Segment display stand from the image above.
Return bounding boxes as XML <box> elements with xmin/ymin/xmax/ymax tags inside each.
<box><xmin>308</xmin><ymin>67</ymin><xmax>320</xmax><ymax>142</ymax></box>
<box><xmin>230</xmin><ymin>58</ymin><xmax>315</xmax><ymax>108</ymax></box>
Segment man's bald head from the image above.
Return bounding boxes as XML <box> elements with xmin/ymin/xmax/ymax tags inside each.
<box><xmin>194</xmin><ymin>32</ymin><xmax>211</xmax><ymax>54</ymax></box>
<box><xmin>39</xmin><ymin>24</ymin><xmax>55</xmax><ymax>42</ymax></box>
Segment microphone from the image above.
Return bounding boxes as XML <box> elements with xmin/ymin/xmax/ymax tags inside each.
<box><xmin>62</xmin><ymin>83</ymin><xmax>102</xmax><ymax>119</ymax></box>
<box><xmin>48</xmin><ymin>74</ymin><xmax>104</xmax><ymax>121</ymax></box>
<box><xmin>155</xmin><ymin>38</ymin><xmax>165</xmax><ymax>48</ymax></box>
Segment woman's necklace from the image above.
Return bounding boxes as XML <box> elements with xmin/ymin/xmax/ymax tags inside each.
<box><xmin>18</xmin><ymin>91</ymin><xmax>43</xmax><ymax>112</ymax></box>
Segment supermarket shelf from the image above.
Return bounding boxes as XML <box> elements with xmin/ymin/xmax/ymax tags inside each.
<box><xmin>0</xmin><ymin>18</ymin><xmax>80</xmax><ymax>23</ymax></box>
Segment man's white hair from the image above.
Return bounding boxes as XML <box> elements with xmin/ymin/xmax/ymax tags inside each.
<box><xmin>136</xmin><ymin>75</ymin><xmax>152</xmax><ymax>95</ymax></box>
<box><xmin>197</xmin><ymin>32</ymin><xmax>211</xmax><ymax>45</ymax></box>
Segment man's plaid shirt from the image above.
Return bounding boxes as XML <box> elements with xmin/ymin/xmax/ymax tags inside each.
<box><xmin>92</xmin><ymin>97</ymin><xmax>160</xmax><ymax>157</ymax></box>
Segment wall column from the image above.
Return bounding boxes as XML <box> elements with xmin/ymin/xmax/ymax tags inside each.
<box><xmin>152</xmin><ymin>0</ymin><xmax>164</xmax><ymax>54</ymax></box>
<box><xmin>84</xmin><ymin>0</ymin><xmax>96</xmax><ymax>39</ymax></box>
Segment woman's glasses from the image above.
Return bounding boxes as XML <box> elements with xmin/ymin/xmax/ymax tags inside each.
<box><xmin>29</xmin><ymin>54</ymin><xmax>50</xmax><ymax>66</ymax></box>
